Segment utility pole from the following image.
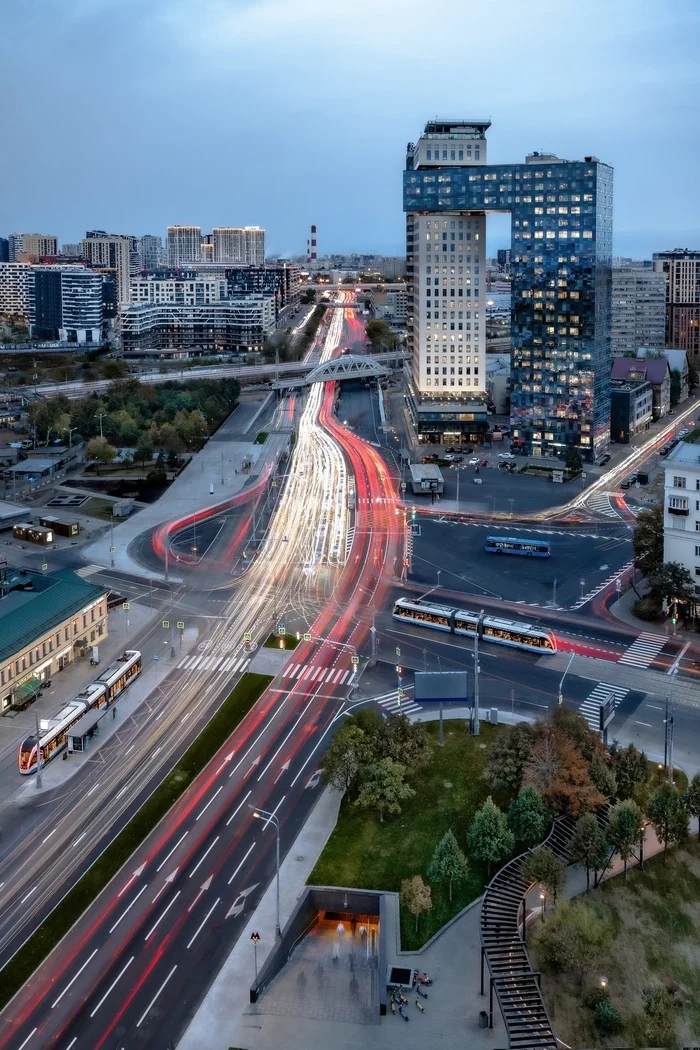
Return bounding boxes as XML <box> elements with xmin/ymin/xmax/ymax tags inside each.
<box><xmin>665</xmin><ymin>644</ymin><xmax>687</xmax><ymax>781</ymax></box>
<box><xmin>35</xmin><ymin>710</ymin><xmax>43</xmax><ymax>789</ymax></box>
<box><xmin>552</xmin><ymin>577</ymin><xmax>557</xmax><ymax>609</ymax></box>
<box><xmin>110</xmin><ymin>512</ymin><xmax>115</xmax><ymax>569</ymax></box>
<box><xmin>456</xmin><ymin>463</ymin><xmax>460</xmax><ymax>506</ymax></box>
<box><xmin>370</xmin><ymin>606</ymin><xmax>377</xmax><ymax>664</ymax></box>
<box><xmin>473</xmin><ymin>609</ymin><xmax>485</xmax><ymax>735</ymax></box>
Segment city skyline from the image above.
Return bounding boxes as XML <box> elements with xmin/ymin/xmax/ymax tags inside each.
<box><xmin>3</xmin><ymin>0</ymin><xmax>699</xmax><ymax>258</ymax></box>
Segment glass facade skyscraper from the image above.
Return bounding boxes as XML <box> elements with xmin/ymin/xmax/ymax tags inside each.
<box><xmin>404</xmin><ymin>122</ymin><xmax>613</xmax><ymax>461</ymax></box>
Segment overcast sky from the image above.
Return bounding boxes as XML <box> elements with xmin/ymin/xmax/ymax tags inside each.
<box><xmin>3</xmin><ymin>0</ymin><xmax>698</xmax><ymax>258</ymax></box>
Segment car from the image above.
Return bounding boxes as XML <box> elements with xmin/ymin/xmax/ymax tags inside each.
<box><xmin>469</xmin><ymin>456</ymin><xmax>480</xmax><ymax>465</ymax></box>
<box><xmin>599</xmin><ymin>454</ymin><xmax>611</xmax><ymax>466</ymax></box>
<box><xmin>443</xmin><ymin>453</ymin><xmax>455</xmax><ymax>461</ymax></box>
<box><xmin>498</xmin><ymin>452</ymin><xmax>516</xmax><ymax>460</ymax></box>
<box><xmin>620</xmin><ymin>479</ymin><xmax>632</xmax><ymax>489</ymax></box>
<box><xmin>480</xmin><ymin>459</ymin><xmax>488</xmax><ymax>467</ymax></box>
<box><xmin>660</xmin><ymin>446</ymin><xmax>670</xmax><ymax>456</ymax></box>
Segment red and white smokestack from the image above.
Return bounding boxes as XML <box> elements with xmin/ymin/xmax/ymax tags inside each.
<box><xmin>310</xmin><ymin>224</ymin><xmax>317</xmax><ymax>261</ymax></box>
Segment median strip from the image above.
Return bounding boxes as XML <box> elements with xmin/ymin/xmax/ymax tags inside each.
<box><xmin>0</xmin><ymin>672</ymin><xmax>273</xmax><ymax>1011</ymax></box>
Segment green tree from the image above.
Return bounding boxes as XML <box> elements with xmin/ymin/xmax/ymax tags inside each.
<box><xmin>521</xmin><ymin>845</ymin><xmax>566</xmax><ymax>905</ymax></box>
<box><xmin>565</xmin><ymin>447</ymin><xmax>583</xmax><ymax>474</ymax></box>
<box><xmin>365</xmin><ymin>318</ymin><xmax>397</xmax><ymax>351</ymax></box>
<box><xmin>632</xmin><ymin>504</ymin><xmax>664</xmax><ymax>579</ymax></box>
<box><xmin>321</xmin><ymin>724</ymin><xmax>366</xmax><ymax>794</ymax></box>
<box><xmin>467</xmin><ymin>796</ymin><xmax>515</xmax><ymax>878</ymax></box>
<box><xmin>589</xmin><ymin>753</ymin><xmax>617</xmax><ymax>798</ymax></box>
<box><xmin>647</xmin><ymin>561</ymin><xmax>696</xmax><ymax>613</ymax></box>
<box><xmin>611</xmin><ymin>742</ymin><xmax>649</xmax><ymax>801</ymax></box>
<box><xmin>377</xmin><ymin>714</ymin><xmax>432</xmax><ymax>773</ymax></box>
<box><xmin>684</xmin><ymin>772</ymin><xmax>700</xmax><ymax>842</ymax></box>
<box><xmin>507</xmin><ymin>786</ymin><xmax>550</xmax><ymax>846</ymax></box>
<box><xmin>134</xmin><ymin>436</ymin><xmax>154</xmax><ymax>467</ymax></box>
<box><xmin>570</xmin><ymin>813</ymin><xmax>611</xmax><ymax>891</ymax></box>
<box><xmin>400</xmin><ymin>875</ymin><xmax>432</xmax><ymax>932</ymax></box>
<box><xmin>642</xmin><ymin>985</ymin><xmax>680</xmax><ymax>1046</ymax></box>
<box><xmin>354</xmin><ymin>757</ymin><xmax>415</xmax><ymax>823</ymax></box>
<box><xmin>101</xmin><ymin>359</ymin><xmax>128</xmax><ymax>380</ymax></box>
<box><xmin>85</xmin><ymin>437</ymin><xmax>116</xmax><ymax>474</ymax></box>
<box><xmin>594</xmin><ymin>996</ymin><xmax>624</xmax><ymax>1036</ymax></box>
<box><xmin>607</xmin><ymin>800</ymin><xmax>644</xmax><ymax>880</ymax></box>
<box><xmin>534</xmin><ymin>899</ymin><xmax>612</xmax><ymax>985</ymax></box>
<box><xmin>483</xmin><ymin>722</ymin><xmax>537</xmax><ymax>797</ymax></box>
<box><xmin>647</xmin><ymin>782</ymin><xmax>689</xmax><ymax>858</ymax></box>
<box><xmin>427</xmin><ymin>829</ymin><xmax>469</xmax><ymax>901</ymax></box>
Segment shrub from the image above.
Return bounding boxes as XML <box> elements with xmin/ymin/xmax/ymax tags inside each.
<box><xmin>594</xmin><ymin>997</ymin><xmax>624</xmax><ymax>1036</ymax></box>
<box><xmin>633</xmin><ymin>596</ymin><xmax>663</xmax><ymax>622</ymax></box>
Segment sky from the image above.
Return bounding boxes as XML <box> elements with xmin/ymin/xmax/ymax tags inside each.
<box><xmin>2</xmin><ymin>0</ymin><xmax>699</xmax><ymax>259</ymax></box>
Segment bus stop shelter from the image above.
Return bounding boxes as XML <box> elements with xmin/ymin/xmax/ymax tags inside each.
<box><xmin>67</xmin><ymin>707</ymin><xmax>107</xmax><ymax>753</ymax></box>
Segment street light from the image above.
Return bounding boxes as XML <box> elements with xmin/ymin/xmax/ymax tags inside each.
<box><xmin>249</xmin><ymin>806</ymin><xmax>281</xmax><ymax>938</ymax></box>
<box><xmin>539</xmin><ymin>890</ymin><xmax>546</xmax><ymax>922</ymax></box>
<box><xmin>600</xmin><ymin>976</ymin><xmax>608</xmax><ymax>990</ymax></box>
<box><xmin>557</xmin><ymin>651</ymin><xmax>575</xmax><ymax>707</ymax></box>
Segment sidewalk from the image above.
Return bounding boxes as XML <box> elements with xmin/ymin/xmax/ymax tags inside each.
<box><xmin>609</xmin><ymin>585</ymin><xmax>700</xmax><ymax>648</ymax></box>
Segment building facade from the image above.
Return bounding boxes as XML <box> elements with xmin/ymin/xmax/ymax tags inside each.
<box><xmin>138</xmin><ymin>234</ymin><xmax>165</xmax><ymax>269</ymax></box>
<box><xmin>130</xmin><ymin>276</ymin><xmax>227</xmax><ymax>305</ymax></box>
<box><xmin>121</xmin><ymin>295</ymin><xmax>275</xmax><ymax>353</ymax></box>
<box><xmin>17</xmin><ymin>233</ymin><xmax>58</xmax><ymax>259</ymax></box>
<box><xmin>0</xmin><ymin>239</ymin><xmax>10</xmax><ymax>263</ymax></box>
<box><xmin>0</xmin><ymin>567</ymin><xmax>108</xmax><ymax>711</ymax></box>
<box><xmin>80</xmin><ymin>235</ymin><xmax>131</xmax><ymax>305</ymax></box>
<box><xmin>167</xmin><ymin>226</ymin><xmax>202</xmax><ymax>266</ymax></box>
<box><xmin>611</xmin><ymin>264</ymin><xmax>666</xmax><ymax>356</ymax></box>
<box><xmin>404</xmin><ymin>120</ymin><xmax>613</xmax><ymax>459</ymax></box>
<box><xmin>212</xmin><ymin>227</ymin><xmax>265</xmax><ymax>265</ymax></box>
<box><xmin>32</xmin><ymin>266</ymin><xmax>103</xmax><ymax>343</ymax></box>
<box><xmin>0</xmin><ymin>263</ymin><xmax>35</xmax><ymax>322</ymax></box>
<box><xmin>609</xmin><ymin>379</ymin><xmax>653</xmax><ymax>443</ymax></box>
<box><xmin>663</xmin><ymin>439</ymin><xmax>700</xmax><ymax>588</ymax></box>
<box><xmin>653</xmin><ymin>249</ymin><xmax>700</xmax><ymax>356</ymax></box>
<box><xmin>611</xmin><ymin>356</ymin><xmax>671</xmax><ymax>421</ymax></box>
<box><xmin>225</xmin><ymin>263</ymin><xmax>300</xmax><ymax>316</ymax></box>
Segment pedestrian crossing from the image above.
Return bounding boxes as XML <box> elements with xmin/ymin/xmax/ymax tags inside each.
<box><xmin>76</xmin><ymin>564</ymin><xmax>104</xmax><ymax>578</ymax></box>
<box><xmin>377</xmin><ymin>692</ymin><xmax>421</xmax><ymax>717</ymax></box>
<box><xmin>176</xmin><ymin>654</ymin><xmax>250</xmax><ymax>675</ymax></box>
<box><xmin>586</xmin><ymin>493</ymin><xmax>620</xmax><ymax>520</ymax></box>
<box><xmin>280</xmin><ymin>662</ymin><xmax>355</xmax><ymax>687</ymax></box>
<box><xmin>618</xmin><ymin>632</ymin><xmax>666</xmax><ymax>669</ymax></box>
<box><xmin>578</xmin><ymin>684</ymin><xmax>628</xmax><ymax>732</ymax></box>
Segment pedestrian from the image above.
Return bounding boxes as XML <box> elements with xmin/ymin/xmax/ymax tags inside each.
<box><xmin>112</xmin><ymin>706</ymin><xmax>117</xmax><ymax>719</ymax></box>
<box><xmin>415</xmin><ymin>997</ymin><xmax>425</xmax><ymax>1013</ymax></box>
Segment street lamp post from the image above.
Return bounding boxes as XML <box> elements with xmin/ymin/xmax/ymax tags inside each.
<box><xmin>436</xmin><ymin>569</ymin><xmax>442</xmax><ymax>589</ymax></box>
<box><xmin>509</xmin><ymin>498</ymin><xmax>514</xmax><ymax>518</ymax></box>
<box><xmin>250</xmin><ymin>806</ymin><xmax>281</xmax><ymax>938</ymax></box>
<box><xmin>34</xmin><ymin>710</ymin><xmax>43</xmax><ymax>790</ymax></box>
<box><xmin>557</xmin><ymin>651</ymin><xmax>575</xmax><ymax>707</ymax></box>
<box><xmin>539</xmin><ymin>890</ymin><xmax>546</xmax><ymax>922</ymax></box>
<box><xmin>473</xmin><ymin>609</ymin><xmax>485</xmax><ymax>736</ymax></box>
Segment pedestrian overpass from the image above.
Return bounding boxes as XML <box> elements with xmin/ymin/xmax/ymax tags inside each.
<box><xmin>272</xmin><ymin>351</ymin><xmax>407</xmax><ymax>390</ymax></box>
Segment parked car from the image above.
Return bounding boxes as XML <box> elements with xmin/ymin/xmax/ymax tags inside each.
<box><xmin>660</xmin><ymin>446</ymin><xmax>670</xmax><ymax>456</ymax></box>
<box><xmin>480</xmin><ymin>459</ymin><xmax>488</xmax><ymax>467</ymax></box>
<box><xmin>620</xmin><ymin>479</ymin><xmax>632</xmax><ymax>489</ymax></box>
<box><xmin>498</xmin><ymin>452</ymin><xmax>516</xmax><ymax>460</ymax></box>
<box><xmin>469</xmin><ymin>456</ymin><xmax>480</xmax><ymax>465</ymax></box>
<box><xmin>598</xmin><ymin>453</ymin><xmax>611</xmax><ymax>466</ymax></box>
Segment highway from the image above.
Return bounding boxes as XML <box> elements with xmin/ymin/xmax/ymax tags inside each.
<box><xmin>0</xmin><ymin>294</ymin><xmax>405</xmax><ymax>1049</ymax></box>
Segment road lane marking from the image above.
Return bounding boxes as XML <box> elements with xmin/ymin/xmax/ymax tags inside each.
<box><xmin>136</xmin><ymin>965</ymin><xmax>178</xmax><ymax>1028</ymax></box>
<box><xmin>196</xmin><ymin>785</ymin><xmax>223</xmax><ymax>821</ymax></box>
<box><xmin>188</xmin><ymin>836</ymin><xmax>220</xmax><ymax>878</ymax></box>
<box><xmin>64</xmin><ymin>1039</ymin><xmax>78</xmax><ymax>1050</ymax></box>
<box><xmin>156</xmin><ymin>710</ymin><xmax>164</xmax><ymax>720</ymax></box>
<box><xmin>186</xmin><ymin>899</ymin><xmax>220</xmax><ymax>949</ymax></box>
<box><xmin>115</xmin><ymin>783</ymin><xmax>131</xmax><ymax>800</ymax></box>
<box><xmin>52</xmin><ymin>949</ymin><xmax>99</xmax><ymax>1007</ymax></box>
<box><xmin>181</xmin><ymin>712</ymin><xmax>191</xmax><ymax>723</ymax></box>
<box><xmin>42</xmin><ymin>829</ymin><xmax>56</xmax><ymax>844</ymax></box>
<box><xmin>646</xmin><ymin>703</ymin><xmax>663</xmax><ymax>711</ymax></box>
<box><xmin>226</xmin><ymin>789</ymin><xmax>252</xmax><ymax>827</ymax></box>
<box><xmin>71</xmin><ymin>832</ymin><xmax>87</xmax><ymax>848</ymax></box>
<box><xmin>257</xmin><ymin>697</ymin><xmax>315</xmax><ymax>781</ymax></box>
<box><xmin>145</xmin><ymin>891</ymin><xmax>181</xmax><ymax>941</ymax></box>
<box><xmin>21</xmin><ymin>886</ymin><xmax>37</xmax><ymax>904</ymax></box>
<box><xmin>16</xmin><ymin>1029</ymin><xmax>37</xmax><ymax>1050</ymax></box>
<box><xmin>156</xmin><ymin>831</ymin><xmax>188</xmax><ymax>873</ymax></box>
<box><xmin>86</xmin><ymin>782</ymin><xmax>101</xmax><ymax>797</ymax></box>
<box><xmin>228</xmin><ymin>842</ymin><xmax>256</xmax><ymax>885</ymax></box>
<box><xmin>635</xmin><ymin>720</ymin><xmax>653</xmax><ymax>728</ymax></box>
<box><xmin>261</xmin><ymin>795</ymin><xmax>286</xmax><ymax>831</ymax></box>
<box><xmin>152</xmin><ymin>746</ymin><xmax>162</xmax><ymax>758</ymax></box>
<box><xmin>124</xmin><ymin>744</ymin><xmax>135</xmax><ymax>756</ymax></box>
<box><xmin>109</xmin><ymin>884</ymin><xmax>148</xmax><ymax>933</ymax></box>
<box><xmin>89</xmin><ymin>956</ymin><xmax>134</xmax><ymax>1017</ymax></box>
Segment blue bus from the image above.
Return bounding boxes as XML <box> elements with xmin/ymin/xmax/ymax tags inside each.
<box><xmin>485</xmin><ymin>536</ymin><xmax>551</xmax><ymax>557</ymax></box>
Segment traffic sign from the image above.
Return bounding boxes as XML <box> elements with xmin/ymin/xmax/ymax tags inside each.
<box><xmin>351</xmin><ymin>654</ymin><xmax>359</xmax><ymax>665</ymax></box>
<box><xmin>177</xmin><ymin>621</ymin><xmax>185</xmax><ymax>630</ymax></box>
<box><xmin>123</xmin><ymin>602</ymin><xmax>130</xmax><ymax>610</ymax></box>
<box><xmin>615</xmin><ymin>579</ymin><xmax>622</xmax><ymax>594</ymax></box>
<box><xmin>153</xmin><ymin>653</ymin><xmax>159</xmax><ymax>661</ymax></box>
<box><xmin>581</xmin><ymin>472</ymin><xmax>587</xmax><ymax>479</ymax></box>
<box><xmin>395</xmin><ymin>646</ymin><xmax>401</xmax><ymax>658</ymax></box>
<box><xmin>400</xmin><ymin>481</ymin><xmax>406</xmax><ymax>491</ymax></box>
<box><xmin>243</xmin><ymin>631</ymin><xmax>252</xmax><ymax>642</ymax></box>
<box><xmin>109</xmin><ymin>546</ymin><xmax>116</xmax><ymax>553</ymax></box>
<box><xmin>41</xmin><ymin>563</ymin><xmax>47</xmax><ymax>571</ymax></box>
<box><xmin>277</xmin><ymin>626</ymin><xmax>286</xmax><ymax>636</ymax></box>
<box><xmin>303</xmin><ymin>632</ymin><xmax>312</xmax><ymax>642</ymax></box>
<box><xmin>162</xmin><ymin>619</ymin><xmax>170</xmax><ymax>629</ymax></box>
<box><xmin>397</xmin><ymin>687</ymin><xmax>404</xmax><ymax>699</ymax></box>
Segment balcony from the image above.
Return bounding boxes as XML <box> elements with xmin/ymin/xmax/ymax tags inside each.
<box><xmin>668</xmin><ymin>502</ymin><xmax>689</xmax><ymax>516</ymax></box>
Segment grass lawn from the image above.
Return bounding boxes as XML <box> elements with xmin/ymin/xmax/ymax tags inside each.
<box><xmin>534</xmin><ymin>839</ymin><xmax>700</xmax><ymax>1048</ymax></box>
<box><xmin>263</xmin><ymin>632</ymin><xmax>300</xmax><ymax>650</ymax></box>
<box><xmin>309</xmin><ymin>720</ymin><xmax>499</xmax><ymax>950</ymax></box>
<box><xmin>254</xmin><ymin>431</ymin><xmax>268</xmax><ymax>444</ymax></box>
<box><xmin>81</xmin><ymin>497</ymin><xmax>129</xmax><ymax>522</ymax></box>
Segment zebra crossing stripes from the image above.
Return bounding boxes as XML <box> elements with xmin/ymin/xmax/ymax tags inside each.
<box><xmin>75</xmin><ymin>564</ymin><xmax>105</xmax><ymax>578</ymax></box>
<box><xmin>176</xmin><ymin>654</ymin><xmax>249</xmax><ymax>675</ymax></box>
<box><xmin>578</xmin><ymin>684</ymin><xmax>628</xmax><ymax>732</ymax></box>
<box><xmin>377</xmin><ymin>694</ymin><xmax>421</xmax><ymax>717</ymax></box>
<box><xmin>618</xmin><ymin>632</ymin><xmax>666</xmax><ymax>668</ymax></box>
<box><xmin>586</xmin><ymin>493</ymin><xmax>620</xmax><ymax>519</ymax></box>
<box><xmin>280</xmin><ymin>663</ymin><xmax>353</xmax><ymax>687</ymax></box>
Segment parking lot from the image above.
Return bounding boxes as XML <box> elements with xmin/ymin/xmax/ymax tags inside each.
<box><xmin>410</xmin><ymin>517</ymin><xmax>632</xmax><ymax>609</ymax></box>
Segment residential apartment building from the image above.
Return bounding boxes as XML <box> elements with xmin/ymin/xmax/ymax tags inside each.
<box><xmin>611</xmin><ymin>264</ymin><xmax>666</xmax><ymax>356</ymax></box>
<box><xmin>120</xmin><ymin>295</ymin><xmax>275</xmax><ymax>353</ymax></box>
<box><xmin>61</xmin><ymin>243</ymin><xmax>83</xmax><ymax>258</ymax></box>
<box><xmin>7</xmin><ymin>235</ymin><xmax>23</xmax><ymax>261</ymax></box>
<box><xmin>80</xmin><ymin>234</ymin><xmax>131</xmax><ymax>305</ymax></box>
<box><xmin>0</xmin><ymin>263</ymin><xmax>35</xmax><ymax>321</ymax></box>
<box><xmin>609</xmin><ymin>379</ymin><xmax>653</xmax><ymax>443</ymax></box>
<box><xmin>0</xmin><ymin>567</ymin><xmax>108</xmax><ymax>712</ymax></box>
<box><xmin>32</xmin><ymin>266</ymin><xmax>103</xmax><ymax>343</ymax></box>
<box><xmin>663</xmin><ymin>439</ymin><xmax>700</xmax><ymax>588</ymax></box>
<box><xmin>653</xmin><ymin>249</ymin><xmax>700</xmax><ymax>356</ymax></box>
<box><xmin>167</xmin><ymin>226</ymin><xmax>202</xmax><ymax>266</ymax></box>
<box><xmin>16</xmin><ymin>233</ymin><xmax>58</xmax><ymax>259</ymax></box>
<box><xmin>138</xmin><ymin>234</ymin><xmax>164</xmax><ymax>269</ymax></box>
<box><xmin>225</xmin><ymin>263</ymin><xmax>300</xmax><ymax>316</ymax></box>
<box><xmin>611</xmin><ymin>356</ymin><xmax>671</xmax><ymax>420</ymax></box>
<box><xmin>130</xmin><ymin>276</ymin><xmax>227</xmax><ymax>306</ymax></box>
<box><xmin>0</xmin><ymin>239</ymin><xmax>8</xmax><ymax>263</ymax></box>
<box><xmin>404</xmin><ymin>119</ymin><xmax>613</xmax><ymax>457</ymax></box>
<box><xmin>212</xmin><ymin>227</ymin><xmax>265</xmax><ymax>265</ymax></box>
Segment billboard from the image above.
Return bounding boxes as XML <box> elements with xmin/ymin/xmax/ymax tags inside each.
<box><xmin>599</xmin><ymin>691</ymin><xmax>616</xmax><ymax>733</ymax></box>
<box><xmin>414</xmin><ymin>671</ymin><xmax>468</xmax><ymax>703</ymax></box>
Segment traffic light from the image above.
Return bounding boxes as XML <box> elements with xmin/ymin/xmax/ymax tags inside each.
<box><xmin>396</xmin><ymin>665</ymin><xmax>403</xmax><ymax>675</ymax></box>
